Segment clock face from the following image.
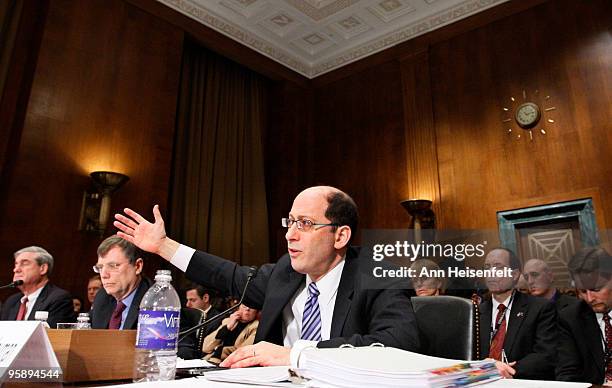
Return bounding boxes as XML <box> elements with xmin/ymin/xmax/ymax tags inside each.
<box><xmin>515</xmin><ymin>102</ymin><xmax>541</xmax><ymax>129</ymax></box>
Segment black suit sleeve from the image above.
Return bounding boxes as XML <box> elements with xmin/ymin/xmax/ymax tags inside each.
<box><xmin>317</xmin><ymin>288</ymin><xmax>419</xmax><ymax>351</ymax></box>
<box><xmin>185</xmin><ymin>250</ymin><xmax>273</xmax><ymax>310</ymax></box>
<box><xmin>556</xmin><ymin>313</ymin><xmax>584</xmax><ymax>381</ymax></box>
<box><xmin>514</xmin><ymin>301</ymin><xmax>558</xmax><ymax>379</ymax></box>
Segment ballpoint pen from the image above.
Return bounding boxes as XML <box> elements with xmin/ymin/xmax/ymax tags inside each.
<box><xmin>501</xmin><ymin>349</ymin><xmax>508</xmax><ymax>364</ymax></box>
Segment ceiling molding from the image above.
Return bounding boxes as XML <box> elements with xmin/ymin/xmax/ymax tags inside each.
<box><xmin>157</xmin><ymin>0</ymin><xmax>509</xmax><ymax>78</ymax></box>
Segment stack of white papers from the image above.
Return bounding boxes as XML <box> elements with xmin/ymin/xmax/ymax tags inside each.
<box><xmin>297</xmin><ymin>346</ymin><xmax>501</xmax><ymax>388</ymax></box>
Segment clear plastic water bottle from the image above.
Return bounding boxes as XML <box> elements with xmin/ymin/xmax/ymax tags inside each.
<box><xmin>133</xmin><ymin>270</ymin><xmax>181</xmax><ymax>382</ymax></box>
<box><xmin>76</xmin><ymin>312</ymin><xmax>91</xmax><ymax>329</ymax></box>
<box><xmin>34</xmin><ymin>311</ymin><xmax>50</xmax><ymax>328</ymax></box>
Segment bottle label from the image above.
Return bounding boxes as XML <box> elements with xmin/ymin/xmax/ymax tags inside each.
<box><xmin>135</xmin><ymin>310</ymin><xmax>180</xmax><ymax>350</ymax></box>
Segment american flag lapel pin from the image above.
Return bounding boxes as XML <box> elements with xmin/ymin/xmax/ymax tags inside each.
<box><xmin>517</xmin><ymin>312</ymin><xmax>525</xmax><ymax>318</ymax></box>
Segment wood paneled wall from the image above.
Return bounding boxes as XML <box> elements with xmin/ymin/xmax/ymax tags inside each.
<box><xmin>266</xmin><ymin>0</ymin><xmax>612</xmax><ymax>252</ymax></box>
<box><xmin>0</xmin><ymin>0</ymin><xmax>183</xmax><ymax>301</ymax></box>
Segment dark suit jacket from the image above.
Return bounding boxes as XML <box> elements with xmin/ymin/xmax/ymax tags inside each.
<box><xmin>556</xmin><ymin>299</ymin><xmax>605</xmax><ymax>384</ymax></box>
<box><xmin>0</xmin><ymin>282</ymin><xmax>74</xmax><ymax>329</ymax></box>
<box><xmin>479</xmin><ymin>291</ymin><xmax>557</xmax><ymax>380</ymax></box>
<box><xmin>201</xmin><ymin>306</ymin><xmax>222</xmax><ymax>337</ymax></box>
<box><xmin>91</xmin><ymin>277</ymin><xmax>152</xmax><ymax>329</ymax></box>
<box><xmin>185</xmin><ymin>246</ymin><xmax>419</xmax><ymax>351</ymax></box>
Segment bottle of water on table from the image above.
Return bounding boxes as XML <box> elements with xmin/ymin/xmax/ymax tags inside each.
<box><xmin>133</xmin><ymin>269</ymin><xmax>181</xmax><ymax>382</ymax></box>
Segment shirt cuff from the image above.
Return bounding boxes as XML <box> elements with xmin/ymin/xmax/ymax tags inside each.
<box><xmin>290</xmin><ymin>340</ymin><xmax>318</xmax><ymax>368</ymax></box>
<box><xmin>170</xmin><ymin>245</ymin><xmax>195</xmax><ymax>272</ymax></box>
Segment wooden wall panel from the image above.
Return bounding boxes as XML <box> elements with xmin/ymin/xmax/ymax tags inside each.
<box><xmin>0</xmin><ymin>0</ymin><xmax>183</xmax><ymax>302</ymax></box>
<box><xmin>400</xmin><ymin>50</ymin><xmax>441</xmax><ymax>217</ymax></box>
<box><xmin>308</xmin><ymin>60</ymin><xmax>412</xmax><ymax>232</ymax></box>
<box><xmin>430</xmin><ymin>0</ymin><xmax>612</xmax><ymax>230</ymax></box>
<box><xmin>267</xmin><ymin>0</ymin><xmax>611</xmax><ymax>251</ymax></box>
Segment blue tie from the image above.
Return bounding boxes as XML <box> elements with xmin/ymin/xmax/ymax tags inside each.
<box><xmin>301</xmin><ymin>282</ymin><xmax>322</xmax><ymax>341</ymax></box>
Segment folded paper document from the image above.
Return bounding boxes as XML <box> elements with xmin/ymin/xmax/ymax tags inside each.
<box><xmin>204</xmin><ymin>366</ymin><xmax>296</xmax><ymax>386</ymax></box>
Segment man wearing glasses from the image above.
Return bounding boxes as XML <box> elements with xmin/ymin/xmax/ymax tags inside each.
<box><xmin>557</xmin><ymin>247</ymin><xmax>612</xmax><ymax>384</ymax></box>
<box><xmin>114</xmin><ymin>186</ymin><xmax>418</xmax><ymax>368</ymax></box>
<box><xmin>90</xmin><ymin>236</ymin><xmax>151</xmax><ymax>330</ymax></box>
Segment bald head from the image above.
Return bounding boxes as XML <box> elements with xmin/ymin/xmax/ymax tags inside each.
<box><xmin>523</xmin><ymin>259</ymin><xmax>555</xmax><ymax>299</ymax></box>
<box><xmin>294</xmin><ymin>186</ymin><xmax>358</xmax><ymax>236</ymax></box>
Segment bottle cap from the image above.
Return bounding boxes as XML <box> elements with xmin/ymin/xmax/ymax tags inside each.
<box><xmin>155</xmin><ymin>269</ymin><xmax>172</xmax><ymax>282</ymax></box>
<box><xmin>34</xmin><ymin>311</ymin><xmax>49</xmax><ymax>321</ymax></box>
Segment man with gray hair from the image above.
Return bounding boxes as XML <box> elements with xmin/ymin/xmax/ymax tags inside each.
<box><xmin>0</xmin><ymin>246</ymin><xmax>73</xmax><ymax>328</ymax></box>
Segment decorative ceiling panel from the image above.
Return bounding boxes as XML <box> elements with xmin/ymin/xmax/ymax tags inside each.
<box><xmin>158</xmin><ymin>0</ymin><xmax>509</xmax><ymax>78</ymax></box>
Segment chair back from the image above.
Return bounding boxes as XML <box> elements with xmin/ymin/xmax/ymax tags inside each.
<box><xmin>411</xmin><ymin>295</ymin><xmax>477</xmax><ymax>360</ymax></box>
<box><xmin>178</xmin><ymin>307</ymin><xmax>206</xmax><ymax>359</ymax></box>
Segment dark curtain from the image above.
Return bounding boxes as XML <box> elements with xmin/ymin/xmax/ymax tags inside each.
<box><xmin>169</xmin><ymin>38</ymin><xmax>270</xmax><ymax>269</ymax></box>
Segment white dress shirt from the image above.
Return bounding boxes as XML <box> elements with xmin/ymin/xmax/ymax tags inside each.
<box><xmin>22</xmin><ymin>283</ymin><xmax>46</xmax><ymax>320</ymax></box>
<box><xmin>491</xmin><ymin>291</ymin><xmax>515</xmax><ymax>332</ymax></box>
<box><xmin>596</xmin><ymin>311</ymin><xmax>612</xmax><ymax>352</ymax></box>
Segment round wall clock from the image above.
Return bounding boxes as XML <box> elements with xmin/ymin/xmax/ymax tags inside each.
<box><xmin>515</xmin><ymin>102</ymin><xmax>541</xmax><ymax>129</ymax></box>
<box><xmin>501</xmin><ymin>90</ymin><xmax>557</xmax><ymax>141</ymax></box>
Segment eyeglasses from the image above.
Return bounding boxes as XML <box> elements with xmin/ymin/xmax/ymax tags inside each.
<box><xmin>281</xmin><ymin>217</ymin><xmax>339</xmax><ymax>232</ymax></box>
<box><xmin>92</xmin><ymin>262</ymin><xmax>124</xmax><ymax>274</ymax></box>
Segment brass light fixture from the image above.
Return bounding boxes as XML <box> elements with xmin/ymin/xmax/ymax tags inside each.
<box><xmin>400</xmin><ymin>199</ymin><xmax>435</xmax><ymax>230</ymax></box>
<box><xmin>79</xmin><ymin>171</ymin><xmax>129</xmax><ymax>235</ymax></box>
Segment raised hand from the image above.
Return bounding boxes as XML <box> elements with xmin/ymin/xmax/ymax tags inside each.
<box><xmin>114</xmin><ymin>205</ymin><xmax>171</xmax><ymax>257</ymax></box>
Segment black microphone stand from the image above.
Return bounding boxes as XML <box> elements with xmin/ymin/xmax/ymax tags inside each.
<box><xmin>0</xmin><ymin>280</ymin><xmax>24</xmax><ymax>290</ymax></box>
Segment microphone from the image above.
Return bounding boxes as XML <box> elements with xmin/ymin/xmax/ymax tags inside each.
<box><xmin>178</xmin><ymin>266</ymin><xmax>258</xmax><ymax>340</ymax></box>
<box><xmin>0</xmin><ymin>280</ymin><xmax>24</xmax><ymax>290</ymax></box>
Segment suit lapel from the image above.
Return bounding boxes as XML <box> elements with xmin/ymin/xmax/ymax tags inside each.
<box><xmin>479</xmin><ymin>299</ymin><xmax>492</xmax><ymax>358</ymax></box>
<box><xmin>124</xmin><ymin>279</ymin><xmax>149</xmax><ymax>329</ymax></box>
<box><xmin>330</xmin><ymin>254</ymin><xmax>356</xmax><ymax>337</ymax></box>
<box><xmin>583</xmin><ymin>307</ymin><xmax>605</xmax><ymax>377</ymax></box>
<box><xmin>504</xmin><ymin>292</ymin><xmax>528</xmax><ymax>356</ymax></box>
<box><xmin>26</xmin><ymin>283</ymin><xmax>50</xmax><ymax>321</ymax></box>
<box><xmin>258</xmin><ymin>268</ymin><xmax>304</xmax><ymax>341</ymax></box>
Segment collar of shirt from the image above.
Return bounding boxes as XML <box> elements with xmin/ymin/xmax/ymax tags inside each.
<box><xmin>491</xmin><ymin>291</ymin><xmax>514</xmax><ymax>330</ymax></box>
<box><xmin>305</xmin><ymin>259</ymin><xmax>345</xmax><ymax>311</ymax></box>
<box><xmin>21</xmin><ymin>283</ymin><xmax>46</xmax><ymax>320</ymax></box>
<box><xmin>117</xmin><ymin>281</ymin><xmax>140</xmax><ymax>329</ymax></box>
<box><xmin>203</xmin><ymin>304</ymin><xmax>212</xmax><ymax>318</ymax></box>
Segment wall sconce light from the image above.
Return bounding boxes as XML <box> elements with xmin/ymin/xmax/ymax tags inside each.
<box><xmin>79</xmin><ymin>171</ymin><xmax>129</xmax><ymax>235</ymax></box>
<box><xmin>400</xmin><ymin>199</ymin><xmax>436</xmax><ymax>230</ymax></box>
<box><xmin>401</xmin><ymin>199</ymin><xmax>436</xmax><ymax>253</ymax></box>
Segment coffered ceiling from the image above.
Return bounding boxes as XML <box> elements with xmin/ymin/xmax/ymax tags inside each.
<box><xmin>157</xmin><ymin>0</ymin><xmax>509</xmax><ymax>78</ymax></box>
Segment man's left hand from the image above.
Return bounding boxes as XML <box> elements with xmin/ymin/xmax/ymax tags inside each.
<box><xmin>220</xmin><ymin>342</ymin><xmax>290</xmax><ymax>368</ymax></box>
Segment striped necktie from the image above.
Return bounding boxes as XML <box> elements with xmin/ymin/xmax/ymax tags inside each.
<box><xmin>301</xmin><ymin>282</ymin><xmax>322</xmax><ymax>341</ymax></box>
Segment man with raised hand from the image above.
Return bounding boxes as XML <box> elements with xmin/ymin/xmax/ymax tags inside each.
<box><xmin>114</xmin><ymin>186</ymin><xmax>418</xmax><ymax>368</ymax></box>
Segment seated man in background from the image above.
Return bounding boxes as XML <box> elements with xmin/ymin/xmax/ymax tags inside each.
<box><xmin>479</xmin><ymin>248</ymin><xmax>557</xmax><ymax>380</ymax></box>
<box><xmin>72</xmin><ymin>296</ymin><xmax>83</xmax><ymax>314</ymax></box>
<box><xmin>202</xmin><ymin>304</ymin><xmax>259</xmax><ymax>364</ymax></box>
<box><xmin>557</xmin><ymin>247</ymin><xmax>612</xmax><ymax>385</ymax></box>
<box><xmin>87</xmin><ymin>274</ymin><xmax>102</xmax><ymax>310</ymax></box>
<box><xmin>186</xmin><ymin>285</ymin><xmax>221</xmax><ymax>336</ymax></box>
<box><xmin>410</xmin><ymin>259</ymin><xmax>444</xmax><ymax>296</ymax></box>
<box><xmin>0</xmin><ymin>246</ymin><xmax>73</xmax><ymax>328</ymax></box>
<box><xmin>523</xmin><ymin>258</ymin><xmax>576</xmax><ymax>309</ymax></box>
<box><xmin>90</xmin><ymin>236</ymin><xmax>151</xmax><ymax>329</ymax></box>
